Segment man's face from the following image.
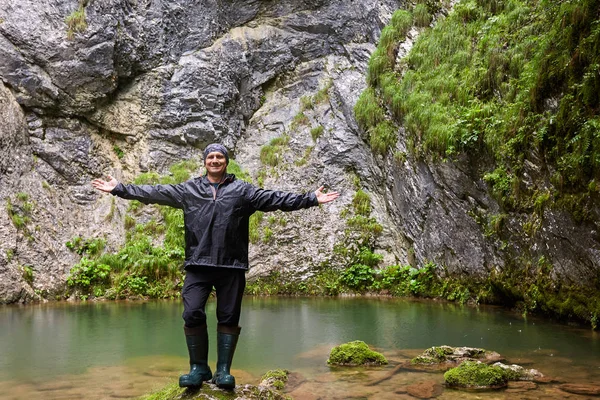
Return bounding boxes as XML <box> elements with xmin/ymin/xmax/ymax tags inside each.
<box><xmin>205</xmin><ymin>151</ymin><xmax>227</xmax><ymax>176</ymax></box>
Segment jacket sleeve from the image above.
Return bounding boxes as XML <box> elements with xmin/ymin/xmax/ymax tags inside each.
<box><xmin>110</xmin><ymin>182</ymin><xmax>185</xmax><ymax>209</ymax></box>
<box><xmin>247</xmin><ymin>185</ymin><xmax>319</xmax><ymax>212</ymax></box>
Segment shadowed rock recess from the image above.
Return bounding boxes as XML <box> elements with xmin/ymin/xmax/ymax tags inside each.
<box><xmin>0</xmin><ymin>0</ymin><xmax>599</xmax><ymax>322</ymax></box>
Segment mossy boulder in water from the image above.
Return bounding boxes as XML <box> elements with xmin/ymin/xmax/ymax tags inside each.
<box><xmin>260</xmin><ymin>369</ymin><xmax>289</xmax><ymax>391</ymax></box>
<box><xmin>492</xmin><ymin>362</ymin><xmax>544</xmax><ymax>381</ymax></box>
<box><xmin>327</xmin><ymin>341</ymin><xmax>388</xmax><ymax>366</ymax></box>
<box><xmin>411</xmin><ymin>345</ymin><xmax>502</xmax><ymax>367</ymax></box>
<box><xmin>444</xmin><ymin>361</ymin><xmax>509</xmax><ymax>389</ymax></box>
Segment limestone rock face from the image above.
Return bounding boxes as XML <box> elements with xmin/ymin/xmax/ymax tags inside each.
<box><xmin>0</xmin><ymin>0</ymin><xmax>406</xmax><ymax>302</ymax></box>
<box><xmin>0</xmin><ymin>0</ymin><xmax>598</xmax><ymax>303</ymax></box>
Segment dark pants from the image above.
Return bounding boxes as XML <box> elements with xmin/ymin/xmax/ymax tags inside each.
<box><xmin>182</xmin><ymin>267</ymin><xmax>246</xmax><ymax>331</ymax></box>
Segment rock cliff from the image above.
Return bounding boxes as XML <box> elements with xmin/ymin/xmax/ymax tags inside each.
<box><xmin>1</xmin><ymin>0</ymin><xmax>598</xmax><ymax>304</ymax></box>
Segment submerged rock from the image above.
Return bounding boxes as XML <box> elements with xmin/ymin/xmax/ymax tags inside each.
<box><xmin>558</xmin><ymin>383</ymin><xmax>600</xmax><ymax>396</ymax></box>
<box><xmin>403</xmin><ymin>380</ymin><xmax>444</xmax><ymax>398</ymax></box>
<box><xmin>327</xmin><ymin>340</ymin><xmax>388</xmax><ymax>366</ymax></box>
<box><xmin>505</xmin><ymin>381</ymin><xmax>538</xmax><ymax>393</ymax></box>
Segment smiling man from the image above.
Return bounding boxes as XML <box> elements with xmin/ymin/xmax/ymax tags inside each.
<box><xmin>91</xmin><ymin>143</ymin><xmax>339</xmax><ymax>390</ymax></box>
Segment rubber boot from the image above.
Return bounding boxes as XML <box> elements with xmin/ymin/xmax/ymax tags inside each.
<box><xmin>211</xmin><ymin>325</ymin><xmax>241</xmax><ymax>390</ymax></box>
<box><xmin>179</xmin><ymin>325</ymin><xmax>213</xmax><ymax>388</ymax></box>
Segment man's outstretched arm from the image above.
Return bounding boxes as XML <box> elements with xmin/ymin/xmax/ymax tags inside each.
<box><xmin>249</xmin><ymin>184</ymin><xmax>339</xmax><ymax>212</ymax></box>
<box><xmin>91</xmin><ymin>175</ymin><xmax>185</xmax><ymax>208</ymax></box>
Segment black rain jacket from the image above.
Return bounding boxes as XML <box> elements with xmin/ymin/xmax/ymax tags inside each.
<box><xmin>110</xmin><ymin>174</ymin><xmax>318</xmax><ymax>270</ymax></box>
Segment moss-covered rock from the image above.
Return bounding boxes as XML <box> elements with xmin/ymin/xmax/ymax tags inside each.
<box><xmin>327</xmin><ymin>340</ymin><xmax>388</xmax><ymax>366</ymax></box>
<box><xmin>410</xmin><ymin>346</ymin><xmax>501</xmax><ymax>366</ymax></box>
<box><xmin>260</xmin><ymin>369</ymin><xmax>290</xmax><ymax>391</ymax></box>
<box><xmin>139</xmin><ymin>378</ymin><xmax>291</xmax><ymax>400</ymax></box>
<box><xmin>444</xmin><ymin>361</ymin><xmax>509</xmax><ymax>389</ymax></box>
<box><xmin>492</xmin><ymin>362</ymin><xmax>544</xmax><ymax>381</ymax></box>
<box><xmin>411</xmin><ymin>345</ymin><xmax>456</xmax><ymax>364</ymax></box>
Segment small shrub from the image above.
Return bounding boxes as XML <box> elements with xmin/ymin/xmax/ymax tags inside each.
<box><xmin>21</xmin><ymin>265</ymin><xmax>34</xmax><ymax>285</ymax></box>
<box><xmin>414</xmin><ymin>3</ymin><xmax>432</xmax><ymax>27</ymax></box>
<box><xmin>113</xmin><ymin>145</ymin><xmax>125</xmax><ymax>159</ymax></box>
<box><xmin>260</xmin><ymin>135</ymin><xmax>290</xmax><ymax>167</ymax></box>
<box><xmin>291</xmin><ymin>112</ymin><xmax>310</xmax><ymax>130</ymax></box>
<box><xmin>352</xmin><ymin>190</ymin><xmax>372</xmax><ymax>216</ymax></box>
<box><xmin>339</xmin><ymin>263</ymin><xmax>375</xmax><ymax>291</ymax></box>
<box><xmin>300</xmin><ymin>95</ymin><xmax>314</xmax><ymax>111</ymax></box>
<box><xmin>67</xmin><ymin>258</ymin><xmax>111</xmax><ymax>289</ymax></box>
<box><xmin>16</xmin><ymin>192</ymin><xmax>29</xmax><ymax>202</ymax></box>
<box><xmin>310</xmin><ymin>125</ymin><xmax>324</xmax><ymax>141</ymax></box>
<box><xmin>314</xmin><ymin>80</ymin><xmax>333</xmax><ymax>104</ymax></box>
<box><xmin>65</xmin><ymin>1</ymin><xmax>87</xmax><ymax>40</ymax></box>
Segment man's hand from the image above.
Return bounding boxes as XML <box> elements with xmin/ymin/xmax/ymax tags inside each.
<box><xmin>314</xmin><ymin>186</ymin><xmax>340</xmax><ymax>204</ymax></box>
<box><xmin>92</xmin><ymin>175</ymin><xmax>119</xmax><ymax>193</ymax></box>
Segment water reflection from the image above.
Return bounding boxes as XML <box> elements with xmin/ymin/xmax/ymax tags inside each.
<box><xmin>0</xmin><ymin>297</ymin><xmax>599</xmax><ymax>399</ymax></box>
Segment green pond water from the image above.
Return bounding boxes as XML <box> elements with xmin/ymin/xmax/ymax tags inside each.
<box><xmin>1</xmin><ymin>297</ymin><xmax>599</xmax><ymax>399</ymax></box>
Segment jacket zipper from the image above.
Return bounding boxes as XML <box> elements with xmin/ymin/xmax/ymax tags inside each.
<box><xmin>210</xmin><ymin>177</ymin><xmax>227</xmax><ymax>200</ymax></box>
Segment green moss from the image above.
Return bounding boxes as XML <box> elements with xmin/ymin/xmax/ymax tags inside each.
<box><xmin>6</xmin><ymin>197</ymin><xmax>33</xmax><ymax>234</ymax></box>
<box><xmin>360</xmin><ymin>0</ymin><xmax>600</xmax><ymax>214</ymax></box>
<box><xmin>5</xmin><ymin>249</ymin><xmax>14</xmax><ymax>263</ymax></box>
<box><xmin>411</xmin><ymin>345</ymin><xmax>455</xmax><ymax>364</ymax></box>
<box><xmin>327</xmin><ymin>340</ymin><xmax>388</xmax><ymax>366</ymax></box>
<box><xmin>261</xmin><ymin>369</ymin><xmax>289</xmax><ymax>390</ymax></box>
<box><xmin>444</xmin><ymin>361</ymin><xmax>508</xmax><ymax>388</ymax></box>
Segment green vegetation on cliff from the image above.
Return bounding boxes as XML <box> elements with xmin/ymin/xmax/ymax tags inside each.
<box><xmin>349</xmin><ymin>0</ymin><xmax>600</xmax><ymax>328</ymax></box>
<box><xmin>359</xmin><ymin>0</ymin><xmax>600</xmax><ymax>212</ymax></box>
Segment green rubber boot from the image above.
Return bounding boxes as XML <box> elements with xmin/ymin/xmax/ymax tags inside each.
<box><xmin>179</xmin><ymin>325</ymin><xmax>213</xmax><ymax>388</ymax></box>
<box><xmin>211</xmin><ymin>325</ymin><xmax>240</xmax><ymax>390</ymax></box>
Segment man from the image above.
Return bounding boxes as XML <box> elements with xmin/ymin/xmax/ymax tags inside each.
<box><xmin>92</xmin><ymin>143</ymin><xmax>339</xmax><ymax>389</ymax></box>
